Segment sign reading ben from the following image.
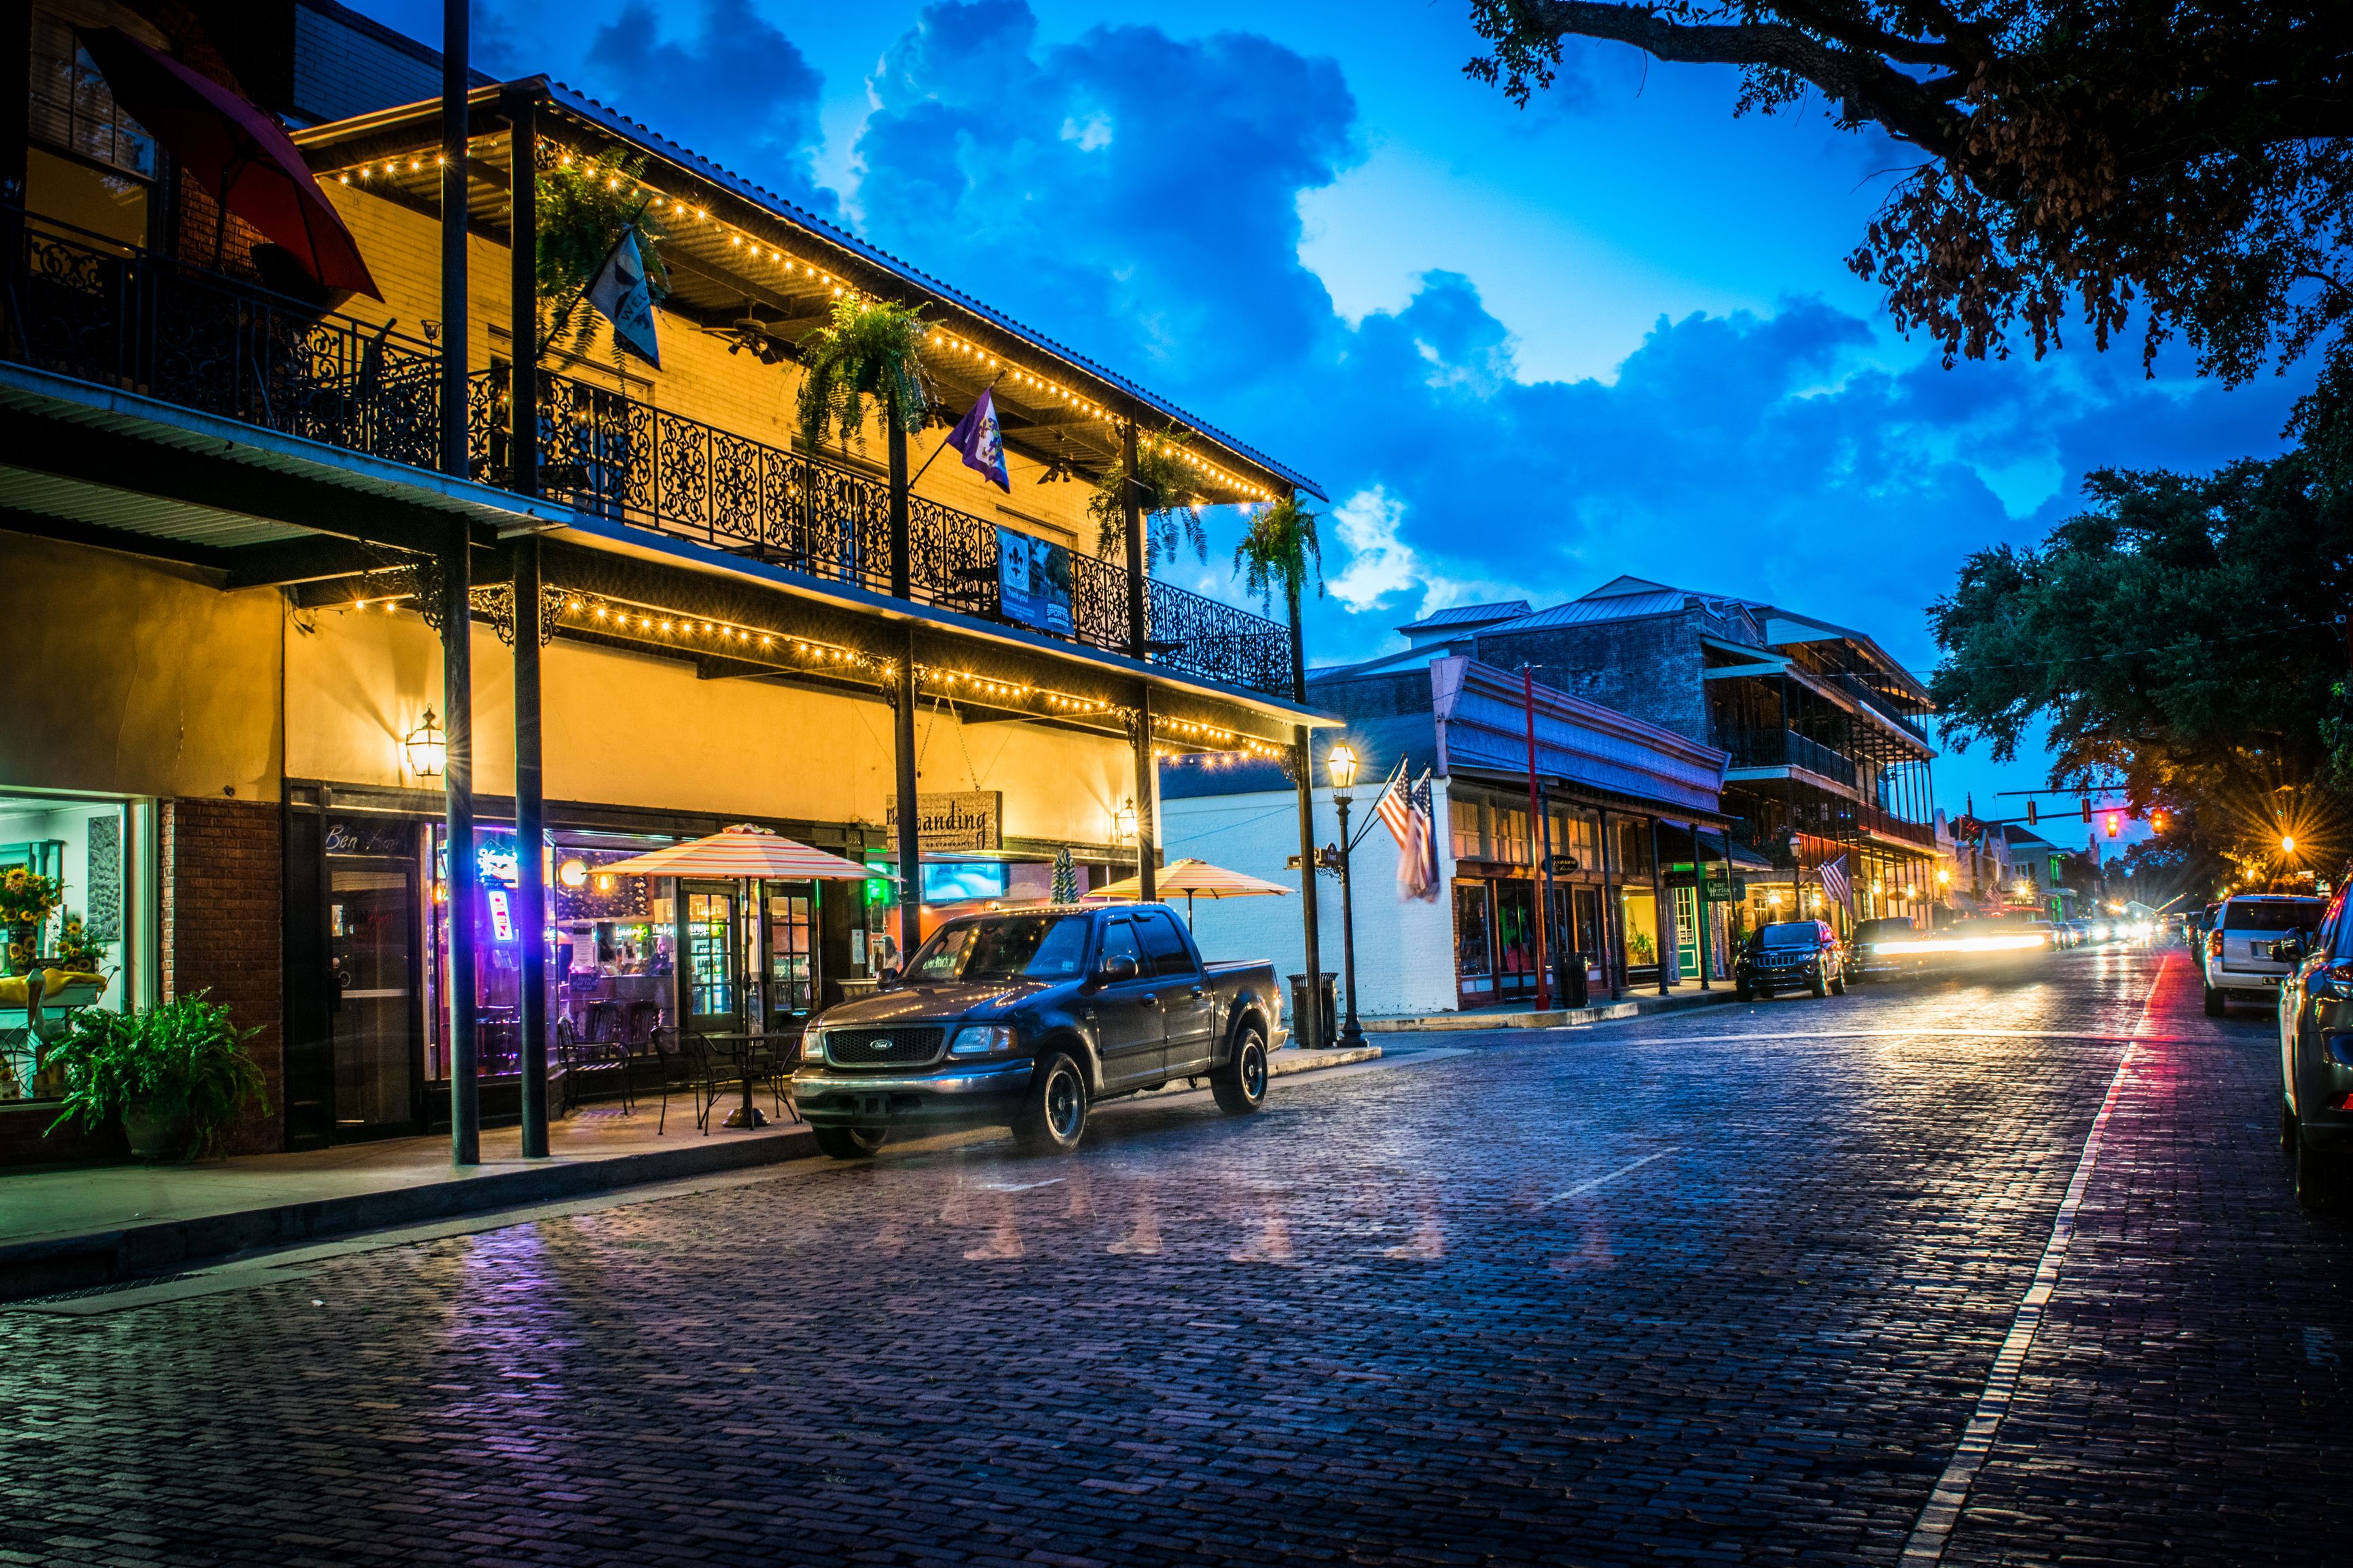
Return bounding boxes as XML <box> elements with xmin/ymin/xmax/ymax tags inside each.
<box><xmin>995</xmin><ymin>528</ymin><xmax>1074</xmax><ymax>636</ymax></box>
<box><xmin>885</xmin><ymin>791</ymin><xmax>1003</xmax><ymax>853</ymax></box>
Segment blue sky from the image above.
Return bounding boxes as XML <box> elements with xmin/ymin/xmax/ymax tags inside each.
<box><xmin>357</xmin><ymin>0</ymin><xmax>2312</xmax><ymax>842</ymax></box>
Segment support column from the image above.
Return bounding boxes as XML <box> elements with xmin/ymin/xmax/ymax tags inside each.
<box><xmin>895</xmin><ymin>627</ymin><xmax>921</xmax><ymax>966</ymax></box>
<box><xmin>1522</xmin><ymin>670</ymin><xmax>1550</xmax><ymax>1011</ymax></box>
<box><xmin>442</xmin><ymin>523</ymin><xmax>478</xmax><ymax>1165</ymax></box>
<box><xmin>512</xmin><ymin>539</ymin><xmax>547</xmax><ymax>1157</ymax></box>
<box><xmin>506</xmin><ymin>88</ymin><xmax>538</xmax><ymax>501</ymax></box>
<box><xmin>1293</xmin><ymin>727</ymin><xmax>1323</xmax><ymax>1049</ymax></box>
<box><xmin>0</xmin><ymin>1</ymin><xmax>29</xmax><ymax>208</ymax></box>
<box><xmin>439</xmin><ymin>0</ymin><xmax>469</xmax><ymax>481</ymax></box>
<box><xmin>1134</xmin><ymin>685</ymin><xmax>1158</xmax><ymax>902</ymax></box>
<box><xmin>1695</xmin><ymin>828</ymin><xmax>1714</xmax><ymax>991</ymax></box>
<box><xmin>1122</xmin><ymin>421</ymin><xmax>1147</xmax><ymax>661</ymax></box>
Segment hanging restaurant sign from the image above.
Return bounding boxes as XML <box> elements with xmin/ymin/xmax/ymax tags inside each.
<box><xmin>994</xmin><ymin>528</ymin><xmax>1074</xmax><ymax>637</ymax></box>
<box><xmin>885</xmin><ymin>791</ymin><xmax>1003</xmax><ymax>853</ymax></box>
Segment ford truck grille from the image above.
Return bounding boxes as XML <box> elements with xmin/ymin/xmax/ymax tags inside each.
<box><xmin>826</xmin><ymin>1027</ymin><xmax>945</xmax><ymax>1068</ymax></box>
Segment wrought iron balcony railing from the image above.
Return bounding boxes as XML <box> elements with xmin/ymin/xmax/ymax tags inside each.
<box><xmin>1720</xmin><ymin>728</ymin><xmax>1861</xmax><ymax>790</ymax></box>
<box><xmin>0</xmin><ymin>208</ymin><xmax>1297</xmax><ymax>698</ymax></box>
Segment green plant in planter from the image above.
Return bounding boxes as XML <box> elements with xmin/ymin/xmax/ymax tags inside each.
<box><xmin>795</xmin><ymin>295</ymin><xmax>935</xmax><ymax>452</ymax></box>
<box><xmin>46</xmin><ymin>993</ymin><xmax>268</xmax><ymax>1161</ymax></box>
<box><xmin>1088</xmin><ymin>429</ymin><xmax>1215</xmax><ymax>571</ymax></box>
<box><xmin>1233</xmin><ymin>495</ymin><xmax>1323</xmax><ymax>701</ymax></box>
<box><xmin>536</xmin><ymin>150</ymin><xmax>669</xmax><ymax>365</ymax></box>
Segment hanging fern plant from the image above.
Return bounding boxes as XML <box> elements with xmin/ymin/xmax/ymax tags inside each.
<box><xmin>1233</xmin><ymin>495</ymin><xmax>1323</xmax><ymax>613</ymax></box>
<box><xmin>795</xmin><ymin>296</ymin><xmax>936</xmax><ymax>452</ymax></box>
<box><xmin>1088</xmin><ymin>429</ymin><xmax>1215</xmax><ymax>571</ymax></box>
<box><xmin>535</xmin><ymin>149</ymin><xmax>669</xmax><ymax>364</ymax></box>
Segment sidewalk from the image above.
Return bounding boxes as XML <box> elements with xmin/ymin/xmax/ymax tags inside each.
<box><xmin>0</xmin><ymin>1046</ymin><xmax>1378</xmax><ymax>1301</ymax></box>
<box><xmin>1360</xmin><ymin>984</ymin><xmax>1739</xmax><ymax>1034</ymax></box>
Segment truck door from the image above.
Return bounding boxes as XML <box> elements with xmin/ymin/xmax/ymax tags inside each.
<box><xmin>1138</xmin><ymin>909</ymin><xmax>1213</xmax><ymax>1074</ymax></box>
<box><xmin>1089</xmin><ymin>916</ymin><xmax>1166</xmax><ymax>1090</ymax></box>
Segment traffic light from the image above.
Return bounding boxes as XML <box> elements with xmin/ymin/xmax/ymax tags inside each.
<box><xmin>2151</xmin><ymin>809</ymin><xmax>2166</xmax><ymax>832</ymax></box>
<box><xmin>2081</xmin><ymin>797</ymin><xmax>2093</xmax><ymax>822</ymax></box>
<box><xmin>2105</xmin><ymin>812</ymin><xmax>2121</xmax><ymax>838</ymax></box>
<box><xmin>2027</xmin><ymin>799</ymin><xmax>2038</xmax><ymax>826</ymax></box>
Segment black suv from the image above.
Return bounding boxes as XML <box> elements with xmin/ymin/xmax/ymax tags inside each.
<box><xmin>1735</xmin><ymin>919</ymin><xmax>1846</xmax><ymax>1001</ymax></box>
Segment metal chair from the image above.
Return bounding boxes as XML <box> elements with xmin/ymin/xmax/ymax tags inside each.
<box><xmin>653</xmin><ymin>1029</ymin><xmax>723</xmax><ymax>1135</ymax></box>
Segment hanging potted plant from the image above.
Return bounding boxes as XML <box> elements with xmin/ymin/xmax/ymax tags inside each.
<box><xmin>0</xmin><ymin>867</ymin><xmax>61</xmax><ymax>975</ymax></box>
<box><xmin>45</xmin><ymin>993</ymin><xmax>269</xmax><ymax>1161</ymax></box>
<box><xmin>1088</xmin><ymin>429</ymin><xmax>1214</xmax><ymax>571</ymax></box>
<box><xmin>795</xmin><ymin>295</ymin><xmax>936</xmax><ymax>455</ymax></box>
<box><xmin>1233</xmin><ymin>494</ymin><xmax>1324</xmax><ymax>703</ymax></box>
<box><xmin>535</xmin><ymin>149</ymin><xmax>670</xmax><ymax>366</ymax></box>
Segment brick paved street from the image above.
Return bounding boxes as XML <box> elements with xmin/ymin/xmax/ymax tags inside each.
<box><xmin>7</xmin><ymin>946</ymin><xmax>2349</xmax><ymax>1567</ymax></box>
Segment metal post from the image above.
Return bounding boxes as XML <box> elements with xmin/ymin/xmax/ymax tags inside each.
<box><xmin>1293</xmin><ymin>727</ymin><xmax>1323</xmax><ymax>1049</ymax></box>
<box><xmin>512</xmin><ymin>538</ymin><xmax>547</xmax><ymax>1156</ymax></box>
<box><xmin>895</xmin><ymin>625</ymin><xmax>921</xmax><ymax>965</ymax></box>
<box><xmin>506</xmin><ymin>89</ymin><xmax>537</xmax><ymax>501</ymax></box>
<box><xmin>1335</xmin><ymin>791</ymin><xmax>1364</xmax><ymax>1046</ymax></box>
<box><xmin>1522</xmin><ymin>670</ymin><xmax>1551</xmax><ymax>1011</ymax></box>
<box><xmin>1122</xmin><ymin>420</ymin><xmax>1147</xmax><ymax>662</ymax></box>
<box><xmin>439</xmin><ymin>0</ymin><xmax>469</xmax><ymax>481</ymax></box>
<box><xmin>1538</xmin><ymin>784</ymin><xmax>1558</xmax><ymax>1002</ymax></box>
<box><xmin>1134</xmin><ymin>685</ymin><xmax>1158</xmax><ymax>902</ymax></box>
<box><xmin>442</xmin><ymin>519</ymin><xmax>478</xmax><ymax>1165</ymax></box>
<box><xmin>1695</xmin><ymin>827</ymin><xmax>1714</xmax><ymax>991</ymax></box>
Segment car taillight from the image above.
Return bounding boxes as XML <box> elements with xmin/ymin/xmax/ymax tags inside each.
<box><xmin>2208</xmin><ymin>930</ymin><xmax>2223</xmax><ymax>958</ymax></box>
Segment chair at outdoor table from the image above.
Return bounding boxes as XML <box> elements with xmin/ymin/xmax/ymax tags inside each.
<box><xmin>740</xmin><ymin>1032</ymin><xmax>802</xmax><ymax>1125</ymax></box>
<box><xmin>555</xmin><ymin>1015</ymin><xmax>635</xmax><ymax>1116</ymax></box>
<box><xmin>651</xmin><ymin>1029</ymin><xmax>726</xmax><ymax>1136</ymax></box>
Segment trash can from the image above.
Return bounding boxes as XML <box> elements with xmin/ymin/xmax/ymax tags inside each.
<box><xmin>1552</xmin><ymin>951</ymin><xmax>1589</xmax><ymax>1010</ymax></box>
<box><xmin>1287</xmin><ymin>971</ymin><xmax>1338</xmax><ymax>1047</ymax></box>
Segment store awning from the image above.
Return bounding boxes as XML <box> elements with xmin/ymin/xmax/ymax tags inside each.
<box><xmin>594</xmin><ymin>824</ymin><xmax>874</xmax><ymax>880</ymax></box>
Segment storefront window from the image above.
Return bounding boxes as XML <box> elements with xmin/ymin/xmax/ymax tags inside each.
<box><xmin>552</xmin><ymin>838</ymin><xmax>675</xmax><ymax>1059</ymax></box>
<box><xmin>0</xmin><ymin>792</ymin><xmax>153</xmax><ymax>1103</ymax></box>
<box><xmin>1450</xmin><ymin>797</ymin><xmax>1483</xmax><ymax>862</ymax></box>
<box><xmin>1621</xmin><ymin>888</ymin><xmax>1661</xmax><ymax>973</ymax></box>
<box><xmin>1493</xmin><ymin>807</ymin><xmax>1530</xmax><ymax>867</ymax></box>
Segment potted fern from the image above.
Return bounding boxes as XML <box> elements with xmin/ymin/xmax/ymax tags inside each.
<box><xmin>1232</xmin><ymin>494</ymin><xmax>1323</xmax><ymax>703</ymax></box>
<box><xmin>797</xmin><ymin>295</ymin><xmax>936</xmax><ymax>590</ymax></box>
<box><xmin>536</xmin><ymin>150</ymin><xmax>669</xmax><ymax>365</ymax></box>
<box><xmin>45</xmin><ymin>993</ymin><xmax>268</xmax><ymax>1161</ymax></box>
<box><xmin>1088</xmin><ymin>430</ymin><xmax>1213</xmax><ymax>571</ymax></box>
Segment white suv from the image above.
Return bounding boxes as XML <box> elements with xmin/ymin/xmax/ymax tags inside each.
<box><xmin>2204</xmin><ymin>894</ymin><xmax>2327</xmax><ymax>1016</ymax></box>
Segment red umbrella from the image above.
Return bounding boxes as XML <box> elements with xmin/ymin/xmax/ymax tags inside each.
<box><xmin>77</xmin><ymin>27</ymin><xmax>380</xmax><ymax>299</ymax></box>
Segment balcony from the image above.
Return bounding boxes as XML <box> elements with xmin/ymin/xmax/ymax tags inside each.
<box><xmin>1833</xmin><ymin>670</ymin><xmax>1933</xmax><ymax>748</ymax></box>
<box><xmin>0</xmin><ymin>209</ymin><xmax>1296</xmax><ymax>698</ymax></box>
<box><xmin>1721</xmin><ymin>728</ymin><xmax>1859</xmax><ymax>790</ymax></box>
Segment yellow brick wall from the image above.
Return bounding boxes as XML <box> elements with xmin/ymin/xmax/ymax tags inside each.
<box><xmin>321</xmin><ymin>183</ymin><xmax>1102</xmax><ymax>549</ymax></box>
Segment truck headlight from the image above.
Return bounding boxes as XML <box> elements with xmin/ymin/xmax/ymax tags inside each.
<box><xmin>804</xmin><ymin>1029</ymin><xmax>828</xmax><ymax>1063</ymax></box>
<box><xmin>948</xmin><ymin>1024</ymin><xmax>1015</xmax><ymax>1058</ymax></box>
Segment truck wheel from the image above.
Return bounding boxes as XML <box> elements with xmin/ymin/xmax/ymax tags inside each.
<box><xmin>1734</xmin><ymin>982</ymin><xmax>1752</xmax><ymax>1002</ymax></box>
<box><xmin>1211</xmin><ymin>1025</ymin><xmax>1271</xmax><ymax>1114</ymax></box>
<box><xmin>1011</xmin><ymin>1051</ymin><xmax>1088</xmax><ymax>1155</ymax></box>
<box><xmin>2204</xmin><ymin>983</ymin><xmax>2225</xmax><ymax>1017</ymax></box>
<box><xmin>1810</xmin><ymin>974</ymin><xmax>1828</xmax><ymax>999</ymax></box>
<box><xmin>1829</xmin><ymin>974</ymin><xmax>1846</xmax><ymax>996</ymax></box>
<box><xmin>814</xmin><ymin>1125</ymin><xmax>885</xmax><ymax>1160</ymax></box>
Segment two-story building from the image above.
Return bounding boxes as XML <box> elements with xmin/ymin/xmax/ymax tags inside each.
<box><xmin>0</xmin><ymin>1</ymin><xmax>1331</xmax><ymax>1164</ymax></box>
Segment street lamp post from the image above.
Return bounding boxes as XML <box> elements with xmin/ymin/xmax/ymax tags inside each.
<box><xmin>1328</xmin><ymin>742</ymin><xmax>1366</xmax><ymax>1048</ymax></box>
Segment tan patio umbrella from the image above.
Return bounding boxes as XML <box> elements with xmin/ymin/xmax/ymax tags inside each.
<box><xmin>595</xmin><ymin>823</ymin><xmax>876</xmax><ymax>881</ymax></box>
<box><xmin>1083</xmin><ymin>857</ymin><xmax>1292</xmax><ymax>926</ymax></box>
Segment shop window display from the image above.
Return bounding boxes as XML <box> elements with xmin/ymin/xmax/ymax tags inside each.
<box><xmin>0</xmin><ymin>792</ymin><xmax>149</xmax><ymax>1102</ymax></box>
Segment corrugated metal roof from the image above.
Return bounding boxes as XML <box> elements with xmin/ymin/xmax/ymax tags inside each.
<box><xmin>1486</xmin><ymin>589</ymin><xmax>1693</xmax><ymax>632</ymax></box>
<box><xmin>1397</xmin><ymin>600</ymin><xmax>1530</xmax><ymax>634</ymax></box>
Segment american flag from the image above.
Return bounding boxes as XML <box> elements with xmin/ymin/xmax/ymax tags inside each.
<box><xmin>1818</xmin><ymin>852</ymin><xmax>1854</xmax><ymax>915</ymax></box>
<box><xmin>1378</xmin><ymin>766</ymin><xmax>1439</xmax><ymax>902</ymax></box>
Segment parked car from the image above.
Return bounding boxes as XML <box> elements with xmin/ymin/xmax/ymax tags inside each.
<box><xmin>2064</xmin><ymin>917</ymin><xmax>2092</xmax><ymax>947</ymax></box>
<box><xmin>1849</xmin><ymin>916</ymin><xmax>1925</xmax><ymax>980</ymax></box>
<box><xmin>2271</xmin><ymin>890</ymin><xmax>2353</xmax><ymax>1207</ymax></box>
<box><xmin>1734</xmin><ymin>919</ymin><xmax>1846</xmax><ymax>1000</ymax></box>
<box><xmin>793</xmin><ymin>904</ymin><xmax>1285</xmax><ymax>1157</ymax></box>
<box><xmin>2202</xmin><ymin>894</ymin><xmax>2327</xmax><ymax>1016</ymax></box>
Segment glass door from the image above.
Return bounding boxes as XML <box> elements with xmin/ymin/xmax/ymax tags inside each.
<box><xmin>1674</xmin><ymin>885</ymin><xmax>1702</xmax><ymax>981</ymax></box>
<box><xmin>1453</xmin><ymin>881</ymin><xmax>1495</xmax><ymax>1008</ymax></box>
<box><xmin>764</xmin><ymin>881</ymin><xmax>817</xmax><ymax>1032</ymax></box>
<box><xmin>679</xmin><ymin>881</ymin><xmax>739</xmax><ymax>1029</ymax></box>
<box><xmin>328</xmin><ymin>862</ymin><xmax>418</xmax><ymax>1137</ymax></box>
<box><xmin>1494</xmin><ymin>880</ymin><xmax>1538</xmax><ymax>1001</ymax></box>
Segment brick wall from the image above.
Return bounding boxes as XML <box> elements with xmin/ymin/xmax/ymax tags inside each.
<box><xmin>162</xmin><ymin>798</ymin><xmax>285</xmax><ymax>1156</ymax></box>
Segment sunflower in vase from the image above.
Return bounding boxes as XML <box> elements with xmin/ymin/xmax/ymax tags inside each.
<box><xmin>0</xmin><ymin>868</ymin><xmax>62</xmax><ymax>974</ymax></box>
<box><xmin>53</xmin><ymin>913</ymin><xmax>111</xmax><ymax>978</ymax></box>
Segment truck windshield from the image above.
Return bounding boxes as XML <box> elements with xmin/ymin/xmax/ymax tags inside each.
<box><xmin>1755</xmin><ymin>923</ymin><xmax>1819</xmax><ymax>949</ymax></box>
<box><xmin>906</xmin><ymin>913</ymin><xmax>1095</xmax><ymax>983</ymax></box>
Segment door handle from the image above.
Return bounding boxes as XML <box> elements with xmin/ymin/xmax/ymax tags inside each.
<box><xmin>1138</xmin><ymin>993</ymin><xmax>1159</xmax><ymax>1007</ymax></box>
<box><xmin>1189</xmin><ymin>989</ymin><xmax>1206</xmax><ymax>1000</ymax></box>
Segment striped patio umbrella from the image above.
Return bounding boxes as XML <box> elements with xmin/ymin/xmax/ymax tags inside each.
<box><xmin>596</xmin><ymin>824</ymin><xmax>876</xmax><ymax>881</ymax></box>
<box><xmin>1083</xmin><ymin>858</ymin><xmax>1292</xmax><ymax>926</ymax></box>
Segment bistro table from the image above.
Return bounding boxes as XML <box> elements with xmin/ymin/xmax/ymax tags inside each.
<box><xmin>689</xmin><ymin>1028</ymin><xmax>801</xmax><ymax>1129</ymax></box>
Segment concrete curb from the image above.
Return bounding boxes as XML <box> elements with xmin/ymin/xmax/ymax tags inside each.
<box><xmin>0</xmin><ymin>1126</ymin><xmax>817</xmax><ymax>1303</ymax></box>
<box><xmin>1359</xmin><ymin>988</ymin><xmax>1740</xmax><ymax>1033</ymax></box>
<box><xmin>1269</xmin><ymin>1044</ymin><xmax>1384</xmax><ymax>1074</ymax></box>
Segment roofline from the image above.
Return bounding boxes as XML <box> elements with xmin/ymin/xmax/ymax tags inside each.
<box><xmin>290</xmin><ymin>79</ymin><xmax>1325</xmax><ymax>504</ymax></box>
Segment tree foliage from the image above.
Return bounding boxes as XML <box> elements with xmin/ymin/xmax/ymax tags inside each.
<box><xmin>1928</xmin><ymin>454</ymin><xmax>2353</xmax><ymax>883</ymax></box>
<box><xmin>1465</xmin><ymin>2</ymin><xmax>2353</xmax><ymax>422</ymax></box>
<box><xmin>1087</xmin><ymin>431</ymin><xmax>1215</xmax><ymax>570</ymax></box>
<box><xmin>795</xmin><ymin>297</ymin><xmax>935</xmax><ymax>453</ymax></box>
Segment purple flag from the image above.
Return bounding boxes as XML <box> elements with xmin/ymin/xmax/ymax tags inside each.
<box><xmin>948</xmin><ymin>387</ymin><xmax>1010</xmax><ymax>492</ymax></box>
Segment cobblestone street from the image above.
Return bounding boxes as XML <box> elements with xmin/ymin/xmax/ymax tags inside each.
<box><xmin>9</xmin><ymin>945</ymin><xmax>2349</xmax><ymax>1567</ymax></box>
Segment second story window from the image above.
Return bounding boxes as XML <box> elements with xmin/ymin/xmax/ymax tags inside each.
<box><xmin>29</xmin><ymin>10</ymin><xmax>158</xmax><ymax>181</ymax></box>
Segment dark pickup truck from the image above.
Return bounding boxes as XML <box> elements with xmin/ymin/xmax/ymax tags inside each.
<box><xmin>792</xmin><ymin>903</ymin><xmax>1287</xmax><ymax>1157</ymax></box>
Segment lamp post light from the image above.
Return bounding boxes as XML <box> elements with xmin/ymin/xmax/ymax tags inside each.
<box><xmin>1327</xmin><ymin>742</ymin><xmax>1366</xmax><ymax>1048</ymax></box>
